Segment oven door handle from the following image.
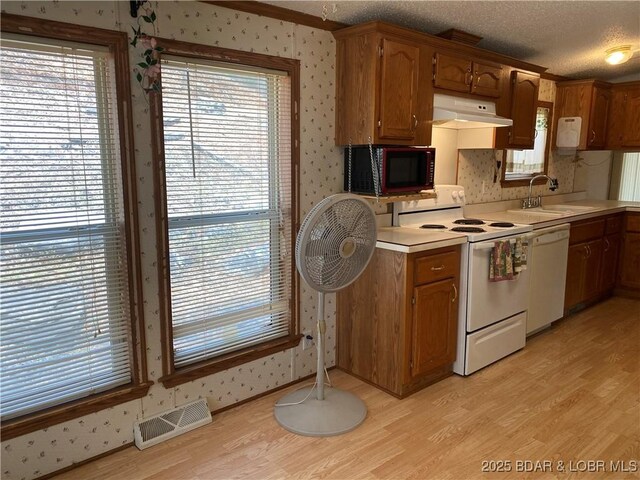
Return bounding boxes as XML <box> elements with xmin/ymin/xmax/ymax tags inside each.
<box><xmin>473</xmin><ymin>241</ymin><xmax>504</xmax><ymax>251</ymax></box>
<box><xmin>473</xmin><ymin>236</ymin><xmax>534</xmax><ymax>251</ymax></box>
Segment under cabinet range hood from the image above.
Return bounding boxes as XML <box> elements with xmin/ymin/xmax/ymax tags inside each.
<box><xmin>432</xmin><ymin>93</ymin><xmax>513</xmax><ymax>129</ymax></box>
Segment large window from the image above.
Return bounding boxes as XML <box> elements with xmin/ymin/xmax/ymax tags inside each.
<box><xmin>153</xmin><ymin>43</ymin><xmax>300</xmax><ymax>386</ymax></box>
<box><xmin>610</xmin><ymin>152</ymin><xmax>640</xmax><ymax>201</ymax></box>
<box><xmin>0</xmin><ymin>15</ymin><xmax>148</xmax><ymax>439</ymax></box>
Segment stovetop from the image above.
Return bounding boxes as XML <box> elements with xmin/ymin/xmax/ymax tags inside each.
<box><xmin>393</xmin><ymin>185</ymin><xmax>533</xmax><ymax>242</ymax></box>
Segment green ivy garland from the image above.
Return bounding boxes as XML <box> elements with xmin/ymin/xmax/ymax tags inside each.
<box><xmin>130</xmin><ymin>1</ymin><xmax>163</xmax><ymax>93</ymax></box>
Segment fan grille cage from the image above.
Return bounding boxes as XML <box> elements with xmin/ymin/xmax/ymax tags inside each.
<box><xmin>296</xmin><ymin>195</ymin><xmax>376</xmax><ymax>292</ymax></box>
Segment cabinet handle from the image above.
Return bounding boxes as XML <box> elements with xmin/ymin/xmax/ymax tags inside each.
<box><xmin>465</xmin><ymin>70</ymin><xmax>472</xmax><ymax>86</ymax></box>
<box><xmin>604</xmin><ymin>237</ymin><xmax>610</xmax><ymax>252</ymax></box>
<box><xmin>431</xmin><ymin>265</ymin><xmax>445</xmax><ymax>271</ymax></box>
<box><xmin>590</xmin><ymin>130</ymin><xmax>596</xmax><ymax>144</ymax></box>
<box><xmin>451</xmin><ymin>284</ymin><xmax>458</xmax><ymax>303</ymax></box>
<box><xmin>586</xmin><ymin>245</ymin><xmax>591</xmax><ymax>257</ymax></box>
<box><xmin>413</xmin><ymin>114</ymin><xmax>418</xmax><ymax>130</ymax></box>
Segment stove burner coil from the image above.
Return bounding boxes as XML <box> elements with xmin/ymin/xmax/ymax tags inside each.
<box><xmin>453</xmin><ymin>218</ymin><xmax>485</xmax><ymax>225</ymax></box>
<box><xmin>489</xmin><ymin>222</ymin><xmax>515</xmax><ymax>228</ymax></box>
<box><xmin>451</xmin><ymin>226</ymin><xmax>486</xmax><ymax>233</ymax></box>
<box><xmin>420</xmin><ymin>224</ymin><xmax>447</xmax><ymax>229</ymax></box>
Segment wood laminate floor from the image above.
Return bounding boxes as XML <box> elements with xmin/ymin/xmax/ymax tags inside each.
<box><xmin>57</xmin><ymin>297</ymin><xmax>640</xmax><ymax>480</ymax></box>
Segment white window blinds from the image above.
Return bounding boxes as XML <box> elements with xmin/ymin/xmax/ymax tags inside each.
<box><xmin>160</xmin><ymin>57</ymin><xmax>293</xmax><ymax>368</ymax></box>
<box><xmin>0</xmin><ymin>38</ymin><xmax>133</xmax><ymax>420</ymax></box>
<box><xmin>619</xmin><ymin>152</ymin><xmax>640</xmax><ymax>201</ymax></box>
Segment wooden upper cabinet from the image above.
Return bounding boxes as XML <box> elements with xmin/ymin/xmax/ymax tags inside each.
<box><xmin>334</xmin><ymin>28</ymin><xmax>432</xmax><ymax>146</ymax></box>
<box><xmin>588</xmin><ymin>86</ymin><xmax>610</xmax><ymax>148</ymax></box>
<box><xmin>471</xmin><ymin>62</ymin><xmax>503</xmax><ymax>98</ymax></box>
<box><xmin>333</xmin><ymin>21</ymin><xmax>546</xmax><ymax>147</ymax></box>
<box><xmin>606</xmin><ymin>87</ymin><xmax>627</xmax><ymax>149</ymax></box>
<box><xmin>622</xmin><ymin>85</ymin><xmax>640</xmax><ymax>147</ymax></box>
<box><xmin>506</xmin><ymin>70</ymin><xmax>540</xmax><ymax>148</ymax></box>
<box><xmin>495</xmin><ymin>69</ymin><xmax>540</xmax><ymax>149</ymax></box>
<box><xmin>607</xmin><ymin>83</ymin><xmax>640</xmax><ymax>149</ymax></box>
<box><xmin>433</xmin><ymin>52</ymin><xmax>472</xmax><ymax>93</ymax></box>
<box><xmin>555</xmin><ymin>80</ymin><xmax>610</xmax><ymax>150</ymax></box>
<box><xmin>434</xmin><ymin>52</ymin><xmax>502</xmax><ymax>98</ymax></box>
<box><xmin>378</xmin><ymin>38</ymin><xmax>420</xmax><ymax>141</ymax></box>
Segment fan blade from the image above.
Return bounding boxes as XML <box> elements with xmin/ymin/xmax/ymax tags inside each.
<box><xmin>306</xmin><ymin>239</ymin><xmax>334</xmax><ymax>257</ymax></box>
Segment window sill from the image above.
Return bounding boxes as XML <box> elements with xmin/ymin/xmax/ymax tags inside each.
<box><xmin>501</xmin><ymin>176</ymin><xmax>549</xmax><ymax>188</ymax></box>
<box><xmin>160</xmin><ymin>334</ymin><xmax>303</xmax><ymax>388</ymax></box>
<box><xmin>1</xmin><ymin>381</ymin><xmax>153</xmax><ymax>441</ymax></box>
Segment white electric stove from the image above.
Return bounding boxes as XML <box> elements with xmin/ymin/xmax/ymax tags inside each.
<box><xmin>392</xmin><ymin>185</ymin><xmax>534</xmax><ymax>375</ymax></box>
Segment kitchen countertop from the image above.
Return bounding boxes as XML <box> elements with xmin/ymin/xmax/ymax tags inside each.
<box><xmin>376</xmin><ymin>200</ymin><xmax>640</xmax><ymax>251</ymax></box>
<box><xmin>477</xmin><ymin>200</ymin><xmax>640</xmax><ymax>230</ymax></box>
<box><xmin>376</xmin><ymin>227</ymin><xmax>467</xmax><ymax>253</ymax></box>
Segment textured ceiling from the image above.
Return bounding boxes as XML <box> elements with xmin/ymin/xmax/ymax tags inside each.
<box><xmin>265</xmin><ymin>0</ymin><xmax>640</xmax><ymax>82</ymax></box>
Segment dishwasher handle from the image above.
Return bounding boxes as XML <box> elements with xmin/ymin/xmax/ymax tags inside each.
<box><xmin>533</xmin><ymin>230</ymin><xmax>570</xmax><ymax>246</ymax></box>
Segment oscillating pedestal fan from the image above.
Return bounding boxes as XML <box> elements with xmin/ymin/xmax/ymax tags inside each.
<box><xmin>274</xmin><ymin>193</ymin><xmax>377</xmax><ymax>437</ymax></box>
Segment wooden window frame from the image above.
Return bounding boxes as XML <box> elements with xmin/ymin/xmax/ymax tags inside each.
<box><xmin>149</xmin><ymin>38</ymin><xmax>301</xmax><ymax>388</ymax></box>
<box><xmin>0</xmin><ymin>14</ymin><xmax>151</xmax><ymax>441</ymax></box>
<box><xmin>501</xmin><ymin>100</ymin><xmax>554</xmax><ymax>188</ymax></box>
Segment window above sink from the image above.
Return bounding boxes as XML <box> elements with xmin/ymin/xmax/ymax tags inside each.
<box><xmin>501</xmin><ymin>101</ymin><xmax>553</xmax><ymax>188</ymax></box>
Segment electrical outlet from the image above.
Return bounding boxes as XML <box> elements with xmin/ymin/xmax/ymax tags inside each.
<box><xmin>302</xmin><ymin>333</ymin><xmax>314</xmax><ymax>350</ymax></box>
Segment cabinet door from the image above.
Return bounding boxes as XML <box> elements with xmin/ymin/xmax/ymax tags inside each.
<box><xmin>507</xmin><ymin>71</ymin><xmax>540</xmax><ymax>148</ymax></box>
<box><xmin>556</xmin><ymin>82</ymin><xmax>593</xmax><ymax>149</ymax></box>
<box><xmin>583</xmin><ymin>239</ymin><xmax>603</xmax><ymax>300</ymax></box>
<box><xmin>622</xmin><ymin>86</ymin><xmax>640</xmax><ymax>147</ymax></box>
<box><xmin>411</xmin><ymin>278</ymin><xmax>458</xmax><ymax>378</ymax></box>
<box><xmin>433</xmin><ymin>52</ymin><xmax>472</xmax><ymax>94</ymax></box>
<box><xmin>378</xmin><ymin>38</ymin><xmax>420</xmax><ymax>141</ymax></box>
<box><xmin>565</xmin><ymin>243</ymin><xmax>586</xmax><ymax>310</ymax></box>
<box><xmin>606</xmin><ymin>87</ymin><xmax>626</xmax><ymax>149</ymax></box>
<box><xmin>587</xmin><ymin>86</ymin><xmax>610</xmax><ymax>149</ymax></box>
<box><xmin>599</xmin><ymin>234</ymin><xmax>620</xmax><ymax>293</ymax></box>
<box><xmin>471</xmin><ymin>62</ymin><xmax>502</xmax><ymax>98</ymax></box>
<box><xmin>619</xmin><ymin>232</ymin><xmax>640</xmax><ymax>289</ymax></box>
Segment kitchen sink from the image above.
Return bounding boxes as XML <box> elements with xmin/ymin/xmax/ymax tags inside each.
<box><xmin>540</xmin><ymin>204</ymin><xmax>597</xmax><ymax>212</ymax></box>
<box><xmin>506</xmin><ymin>208</ymin><xmax>565</xmax><ymax>217</ymax></box>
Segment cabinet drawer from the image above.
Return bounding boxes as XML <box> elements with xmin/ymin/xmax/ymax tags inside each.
<box><xmin>569</xmin><ymin>219</ymin><xmax>605</xmax><ymax>244</ymax></box>
<box><xmin>414</xmin><ymin>251</ymin><xmax>458</xmax><ymax>284</ymax></box>
<box><xmin>626</xmin><ymin>213</ymin><xmax>640</xmax><ymax>233</ymax></box>
<box><xmin>605</xmin><ymin>214</ymin><xmax>623</xmax><ymax>234</ymax></box>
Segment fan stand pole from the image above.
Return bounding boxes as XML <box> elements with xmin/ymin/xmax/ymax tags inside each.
<box><xmin>316</xmin><ymin>292</ymin><xmax>325</xmax><ymax>401</ymax></box>
<box><xmin>273</xmin><ymin>288</ymin><xmax>368</xmax><ymax>436</ymax></box>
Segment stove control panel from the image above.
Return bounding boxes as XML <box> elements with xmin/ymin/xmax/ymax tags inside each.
<box><xmin>395</xmin><ymin>185</ymin><xmax>466</xmax><ymax>213</ymax></box>
<box><xmin>392</xmin><ymin>185</ymin><xmax>466</xmax><ymax>226</ymax></box>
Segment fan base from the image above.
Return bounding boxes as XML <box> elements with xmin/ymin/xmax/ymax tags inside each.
<box><xmin>274</xmin><ymin>386</ymin><xmax>367</xmax><ymax>437</ymax></box>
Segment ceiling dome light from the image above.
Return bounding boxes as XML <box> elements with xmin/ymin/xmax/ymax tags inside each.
<box><xmin>605</xmin><ymin>46</ymin><xmax>633</xmax><ymax>65</ymax></box>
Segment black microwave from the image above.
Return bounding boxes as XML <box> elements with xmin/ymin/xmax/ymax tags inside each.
<box><xmin>344</xmin><ymin>146</ymin><xmax>435</xmax><ymax>195</ymax></box>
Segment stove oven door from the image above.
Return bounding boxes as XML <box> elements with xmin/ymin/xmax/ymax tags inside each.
<box><xmin>466</xmin><ymin>238</ymin><xmax>531</xmax><ymax>332</ymax></box>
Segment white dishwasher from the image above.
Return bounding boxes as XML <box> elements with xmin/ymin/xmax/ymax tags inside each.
<box><xmin>526</xmin><ymin>223</ymin><xmax>570</xmax><ymax>335</ymax></box>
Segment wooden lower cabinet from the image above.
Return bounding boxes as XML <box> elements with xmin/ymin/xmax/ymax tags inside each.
<box><xmin>599</xmin><ymin>233</ymin><xmax>621</xmax><ymax>292</ymax></box>
<box><xmin>337</xmin><ymin>245</ymin><xmax>460</xmax><ymax>398</ymax></box>
<box><xmin>411</xmin><ymin>279</ymin><xmax>458</xmax><ymax>379</ymax></box>
<box><xmin>565</xmin><ymin>243</ymin><xmax>587</xmax><ymax>310</ymax></box>
<box><xmin>565</xmin><ymin>214</ymin><xmax>622</xmax><ymax>312</ymax></box>
<box><xmin>565</xmin><ymin>239</ymin><xmax>602</xmax><ymax>310</ymax></box>
<box><xmin>618</xmin><ymin>213</ymin><xmax>640</xmax><ymax>292</ymax></box>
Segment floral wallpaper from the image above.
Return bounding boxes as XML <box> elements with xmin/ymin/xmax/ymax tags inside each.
<box><xmin>457</xmin><ymin>78</ymin><xmax>580</xmax><ymax>204</ymax></box>
<box><xmin>0</xmin><ymin>2</ymin><xmax>342</xmax><ymax>479</ymax></box>
<box><xmin>0</xmin><ymin>5</ymin><xmax>599</xmax><ymax>478</ymax></box>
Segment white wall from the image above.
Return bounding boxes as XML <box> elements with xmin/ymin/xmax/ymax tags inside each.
<box><xmin>573</xmin><ymin>151</ymin><xmax>613</xmax><ymax>200</ymax></box>
<box><xmin>431</xmin><ymin>127</ymin><xmax>459</xmax><ymax>185</ymax></box>
<box><xmin>0</xmin><ymin>2</ymin><xmax>342</xmax><ymax>479</ymax></box>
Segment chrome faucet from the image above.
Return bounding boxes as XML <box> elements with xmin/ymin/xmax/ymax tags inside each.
<box><xmin>522</xmin><ymin>175</ymin><xmax>559</xmax><ymax>209</ymax></box>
